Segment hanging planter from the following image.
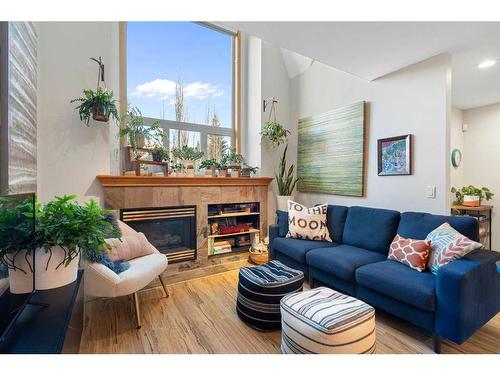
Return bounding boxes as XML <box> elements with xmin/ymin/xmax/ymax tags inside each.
<box><xmin>70</xmin><ymin>57</ymin><xmax>119</xmax><ymax>126</ymax></box>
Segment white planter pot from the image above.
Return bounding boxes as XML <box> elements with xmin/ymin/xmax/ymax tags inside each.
<box><xmin>277</xmin><ymin>195</ymin><xmax>293</xmax><ymax>211</ymax></box>
<box><xmin>463</xmin><ymin>195</ymin><xmax>481</xmax><ymax>207</ymax></box>
<box><xmin>6</xmin><ymin>249</ymin><xmax>33</xmax><ymax>294</ymax></box>
<box><xmin>35</xmin><ymin>246</ymin><xmax>80</xmax><ymax>290</ymax></box>
<box><xmin>6</xmin><ymin>247</ymin><xmax>79</xmax><ymax>294</ymax></box>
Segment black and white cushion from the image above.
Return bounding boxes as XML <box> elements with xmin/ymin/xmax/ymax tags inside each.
<box><xmin>280</xmin><ymin>287</ymin><xmax>376</xmax><ymax>354</ymax></box>
<box><xmin>237</xmin><ymin>260</ymin><xmax>304</xmax><ymax>331</ymax></box>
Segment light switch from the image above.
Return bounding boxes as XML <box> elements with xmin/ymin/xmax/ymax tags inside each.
<box><xmin>425</xmin><ymin>186</ymin><xmax>436</xmax><ymax>199</ymax></box>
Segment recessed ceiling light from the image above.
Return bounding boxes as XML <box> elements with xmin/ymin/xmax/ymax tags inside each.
<box><xmin>478</xmin><ymin>60</ymin><xmax>497</xmax><ymax>69</ymax></box>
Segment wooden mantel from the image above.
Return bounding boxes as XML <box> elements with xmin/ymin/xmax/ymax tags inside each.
<box><xmin>96</xmin><ymin>175</ymin><xmax>273</xmax><ymax>187</ymax></box>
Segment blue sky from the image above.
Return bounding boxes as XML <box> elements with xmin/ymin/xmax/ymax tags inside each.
<box><xmin>127</xmin><ymin>22</ymin><xmax>233</xmax><ymax>128</ymax></box>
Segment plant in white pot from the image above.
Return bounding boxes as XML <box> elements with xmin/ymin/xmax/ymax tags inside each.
<box><xmin>451</xmin><ymin>185</ymin><xmax>494</xmax><ymax>207</ymax></box>
<box><xmin>171</xmin><ymin>145</ymin><xmax>205</xmax><ymax>173</ymax></box>
<box><xmin>0</xmin><ymin>195</ymin><xmax>117</xmax><ymax>293</ymax></box>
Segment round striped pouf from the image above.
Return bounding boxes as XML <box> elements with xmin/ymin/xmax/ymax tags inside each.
<box><xmin>237</xmin><ymin>260</ymin><xmax>304</xmax><ymax>331</ymax></box>
<box><xmin>280</xmin><ymin>287</ymin><xmax>376</xmax><ymax>354</ymax></box>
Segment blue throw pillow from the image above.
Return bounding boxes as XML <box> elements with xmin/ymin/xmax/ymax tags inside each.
<box><xmin>276</xmin><ymin>210</ymin><xmax>289</xmax><ymax>237</ymax></box>
<box><xmin>86</xmin><ymin>249</ymin><xmax>130</xmax><ymax>274</ymax></box>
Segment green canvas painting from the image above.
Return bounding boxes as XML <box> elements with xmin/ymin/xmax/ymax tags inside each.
<box><xmin>297</xmin><ymin>101</ymin><xmax>365</xmax><ymax>196</ymax></box>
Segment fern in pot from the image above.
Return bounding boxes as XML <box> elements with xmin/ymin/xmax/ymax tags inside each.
<box><xmin>119</xmin><ymin>107</ymin><xmax>164</xmax><ymax>151</ymax></box>
<box><xmin>71</xmin><ymin>87</ymin><xmax>119</xmax><ymax>126</ymax></box>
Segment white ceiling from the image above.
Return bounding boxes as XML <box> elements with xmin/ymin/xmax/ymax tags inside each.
<box><xmin>452</xmin><ymin>40</ymin><xmax>500</xmax><ymax>109</ymax></box>
<box><xmin>223</xmin><ymin>22</ymin><xmax>500</xmax><ymax>108</ymax></box>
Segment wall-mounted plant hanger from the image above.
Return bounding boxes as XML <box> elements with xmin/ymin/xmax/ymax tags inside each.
<box><xmin>70</xmin><ymin>56</ymin><xmax>119</xmax><ymax>126</ymax></box>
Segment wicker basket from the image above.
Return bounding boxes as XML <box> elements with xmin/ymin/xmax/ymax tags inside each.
<box><xmin>249</xmin><ymin>249</ymin><xmax>269</xmax><ymax>265</ymax></box>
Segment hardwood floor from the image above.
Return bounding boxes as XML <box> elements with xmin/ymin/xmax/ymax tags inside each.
<box><xmin>80</xmin><ymin>269</ymin><xmax>500</xmax><ymax>354</ymax></box>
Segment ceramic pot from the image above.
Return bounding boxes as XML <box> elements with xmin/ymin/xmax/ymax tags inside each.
<box><xmin>92</xmin><ymin>103</ymin><xmax>111</xmax><ymax>122</ymax></box>
<box><xmin>218</xmin><ymin>169</ymin><xmax>227</xmax><ymax>177</ymax></box>
<box><xmin>463</xmin><ymin>195</ymin><xmax>481</xmax><ymax>207</ymax></box>
<box><xmin>6</xmin><ymin>246</ymin><xmax>79</xmax><ymax>294</ymax></box>
<box><xmin>186</xmin><ymin>168</ymin><xmax>195</xmax><ymax>177</ymax></box>
<box><xmin>277</xmin><ymin>195</ymin><xmax>293</xmax><ymax>211</ymax></box>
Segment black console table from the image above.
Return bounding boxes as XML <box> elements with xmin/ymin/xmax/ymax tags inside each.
<box><xmin>0</xmin><ymin>270</ymin><xmax>84</xmax><ymax>354</ymax></box>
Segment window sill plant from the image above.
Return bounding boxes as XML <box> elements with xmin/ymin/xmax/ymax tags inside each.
<box><xmin>71</xmin><ymin>87</ymin><xmax>119</xmax><ymax>126</ymax></box>
<box><xmin>119</xmin><ymin>107</ymin><xmax>164</xmax><ymax>151</ymax></box>
<box><xmin>151</xmin><ymin>146</ymin><xmax>169</xmax><ymax>163</ymax></box>
<box><xmin>171</xmin><ymin>145</ymin><xmax>205</xmax><ymax>170</ymax></box>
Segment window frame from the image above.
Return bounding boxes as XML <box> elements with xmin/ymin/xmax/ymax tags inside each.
<box><xmin>120</xmin><ymin>21</ymin><xmax>240</xmax><ymax>157</ymax></box>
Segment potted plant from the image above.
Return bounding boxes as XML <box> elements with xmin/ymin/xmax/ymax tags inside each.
<box><xmin>70</xmin><ymin>87</ymin><xmax>119</xmax><ymax>126</ymax></box>
<box><xmin>171</xmin><ymin>145</ymin><xmax>204</xmax><ymax>170</ymax></box>
<box><xmin>1</xmin><ymin>195</ymin><xmax>117</xmax><ymax>293</ymax></box>
<box><xmin>260</xmin><ymin>121</ymin><xmax>290</xmax><ymax>149</ymax></box>
<box><xmin>200</xmin><ymin>159</ymin><xmax>221</xmax><ymax>177</ymax></box>
<box><xmin>119</xmin><ymin>107</ymin><xmax>164</xmax><ymax>150</ymax></box>
<box><xmin>151</xmin><ymin>146</ymin><xmax>169</xmax><ymax>163</ymax></box>
<box><xmin>241</xmin><ymin>165</ymin><xmax>259</xmax><ymax>178</ymax></box>
<box><xmin>276</xmin><ymin>145</ymin><xmax>300</xmax><ymax>211</ymax></box>
<box><xmin>451</xmin><ymin>185</ymin><xmax>494</xmax><ymax>207</ymax></box>
<box><xmin>222</xmin><ymin>148</ymin><xmax>245</xmax><ymax>177</ymax></box>
<box><xmin>186</xmin><ymin>164</ymin><xmax>195</xmax><ymax>177</ymax></box>
<box><xmin>169</xmin><ymin>163</ymin><xmax>184</xmax><ymax>177</ymax></box>
<box><xmin>0</xmin><ymin>196</ymin><xmax>38</xmax><ymax>294</ymax></box>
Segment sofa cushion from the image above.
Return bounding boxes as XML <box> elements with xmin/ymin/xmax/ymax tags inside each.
<box><xmin>273</xmin><ymin>237</ymin><xmax>337</xmax><ymax>264</ymax></box>
<box><xmin>326</xmin><ymin>205</ymin><xmax>349</xmax><ymax>244</ymax></box>
<box><xmin>306</xmin><ymin>245</ymin><xmax>386</xmax><ymax>282</ymax></box>
<box><xmin>287</xmin><ymin>201</ymin><xmax>332</xmax><ymax>242</ymax></box>
<box><xmin>387</xmin><ymin>234</ymin><xmax>431</xmax><ymax>272</ymax></box>
<box><xmin>276</xmin><ymin>210</ymin><xmax>289</xmax><ymax>237</ymax></box>
<box><xmin>342</xmin><ymin>206</ymin><xmax>400</xmax><ymax>255</ymax></box>
<box><xmin>398</xmin><ymin>211</ymin><xmax>479</xmax><ymax>242</ymax></box>
<box><xmin>356</xmin><ymin>260</ymin><xmax>436</xmax><ymax>312</ymax></box>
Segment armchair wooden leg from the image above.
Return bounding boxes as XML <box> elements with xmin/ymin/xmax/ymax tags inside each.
<box><xmin>133</xmin><ymin>292</ymin><xmax>141</xmax><ymax>329</ymax></box>
<box><xmin>158</xmin><ymin>275</ymin><xmax>169</xmax><ymax>298</ymax></box>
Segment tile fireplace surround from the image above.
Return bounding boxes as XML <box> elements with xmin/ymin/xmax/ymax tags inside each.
<box><xmin>97</xmin><ymin>175</ymin><xmax>273</xmax><ymax>280</ymax></box>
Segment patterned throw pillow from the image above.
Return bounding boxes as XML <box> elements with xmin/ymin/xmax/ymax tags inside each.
<box><xmin>387</xmin><ymin>235</ymin><xmax>431</xmax><ymax>272</ymax></box>
<box><xmin>286</xmin><ymin>201</ymin><xmax>332</xmax><ymax>242</ymax></box>
<box><xmin>425</xmin><ymin>223</ymin><xmax>483</xmax><ymax>274</ymax></box>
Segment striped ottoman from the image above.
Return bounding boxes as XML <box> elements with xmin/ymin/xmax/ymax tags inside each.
<box><xmin>237</xmin><ymin>260</ymin><xmax>304</xmax><ymax>331</ymax></box>
<box><xmin>280</xmin><ymin>287</ymin><xmax>376</xmax><ymax>354</ymax></box>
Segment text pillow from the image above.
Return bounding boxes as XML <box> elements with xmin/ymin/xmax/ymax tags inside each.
<box><xmin>105</xmin><ymin>232</ymin><xmax>156</xmax><ymax>261</ymax></box>
<box><xmin>425</xmin><ymin>223</ymin><xmax>483</xmax><ymax>274</ymax></box>
<box><xmin>387</xmin><ymin>234</ymin><xmax>431</xmax><ymax>272</ymax></box>
<box><xmin>286</xmin><ymin>201</ymin><xmax>332</xmax><ymax>242</ymax></box>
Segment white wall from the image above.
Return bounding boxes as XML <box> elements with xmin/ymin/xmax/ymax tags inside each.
<box><xmin>462</xmin><ymin>102</ymin><xmax>500</xmax><ymax>248</ymax></box>
<box><xmin>290</xmin><ymin>54</ymin><xmax>452</xmax><ymax>214</ymax></box>
<box><xmin>37</xmin><ymin>22</ymin><xmax>120</xmax><ymax>204</ymax></box>
<box><xmin>450</xmin><ymin>107</ymin><xmax>464</xmax><ymax>189</ymax></box>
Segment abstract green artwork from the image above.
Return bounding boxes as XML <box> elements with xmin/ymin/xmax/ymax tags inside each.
<box><xmin>297</xmin><ymin>101</ymin><xmax>365</xmax><ymax>196</ymax></box>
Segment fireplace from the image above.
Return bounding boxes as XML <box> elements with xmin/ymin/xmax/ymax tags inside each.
<box><xmin>120</xmin><ymin>206</ymin><xmax>196</xmax><ymax>263</ymax></box>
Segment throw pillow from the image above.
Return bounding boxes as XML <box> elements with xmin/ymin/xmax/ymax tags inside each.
<box><xmin>286</xmin><ymin>201</ymin><xmax>332</xmax><ymax>242</ymax></box>
<box><xmin>425</xmin><ymin>222</ymin><xmax>483</xmax><ymax>274</ymax></box>
<box><xmin>387</xmin><ymin>234</ymin><xmax>431</xmax><ymax>272</ymax></box>
<box><xmin>105</xmin><ymin>232</ymin><xmax>156</xmax><ymax>261</ymax></box>
<box><xmin>276</xmin><ymin>210</ymin><xmax>289</xmax><ymax>237</ymax></box>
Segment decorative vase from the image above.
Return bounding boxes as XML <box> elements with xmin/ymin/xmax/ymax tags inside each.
<box><xmin>218</xmin><ymin>169</ymin><xmax>227</xmax><ymax>178</ymax></box>
<box><xmin>463</xmin><ymin>195</ymin><xmax>481</xmax><ymax>207</ymax></box>
<box><xmin>6</xmin><ymin>246</ymin><xmax>79</xmax><ymax>294</ymax></box>
<box><xmin>131</xmin><ymin>134</ymin><xmax>145</xmax><ymax>149</ymax></box>
<box><xmin>277</xmin><ymin>195</ymin><xmax>293</xmax><ymax>211</ymax></box>
<box><xmin>186</xmin><ymin>168</ymin><xmax>195</xmax><ymax>177</ymax></box>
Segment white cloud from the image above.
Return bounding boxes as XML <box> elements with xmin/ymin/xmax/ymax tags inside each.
<box><xmin>130</xmin><ymin>78</ymin><xmax>224</xmax><ymax>101</ymax></box>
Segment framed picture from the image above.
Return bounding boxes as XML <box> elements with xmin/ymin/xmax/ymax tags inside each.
<box><xmin>377</xmin><ymin>134</ymin><xmax>412</xmax><ymax>176</ymax></box>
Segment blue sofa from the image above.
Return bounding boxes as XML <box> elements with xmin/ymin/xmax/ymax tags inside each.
<box><xmin>269</xmin><ymin>205</ymin><xmax>500</xmax><ymax>352</ymax></box>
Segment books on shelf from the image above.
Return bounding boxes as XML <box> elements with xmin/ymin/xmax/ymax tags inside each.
<box><xmin>211</xmin><ymin>240</ymin><xmax>232</xmax><ymax>255</ymax></box>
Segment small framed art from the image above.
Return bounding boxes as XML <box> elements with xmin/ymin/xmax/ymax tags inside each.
<box><xmin>377</xmin><ymin>134</ymin><xmax>412</xmax><ymax>176</ymax></box>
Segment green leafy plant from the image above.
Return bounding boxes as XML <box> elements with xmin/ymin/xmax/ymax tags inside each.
<box><xmin>260</xmin><ymin>121</ymin><xmax>290</xmax><ymax>148</ymax></box>
<box><xmin>276</xmin><ymin>145</ymin><xmax>300</xmax><ymax>196</ymax></box>
<box><xmin>0</xmin><ymin>196</ymin><xmax>39</xmax><ymax>274</ymax></box>
<box><xmin>451</xmin><ymin>185</ymin><xmax>494</xmax><ymax>205</ymax></box>
<box><xmin>151</xmin><ymin>146</ymin><xmax>169</xmax><ymax>162</ymax></box>
<box><xmin>119</xmin><ymin>107</ymin><xmax>164</xmax><ymax>151</ymax></box>
<box><xmin>200</xmin><ymin>159</ymin><xmax>222</xmax><ymax>170</ymax></box>
<box><xmin>222</xmin><ymin>148</ymin><xmax>245</xmax><ymax>166</ymax></box>
<box><xmin>171</xmin><ymin>145</ymin><xmax>205</xmax><ymax>161</ymax></box>
<box><xmin>37</xmin><ymin>195</ymin><xmax>118</xmax><ymax>269</ymax></box>
<box><xmin>70</xmin><ymin>87</ymin><xmax>119</xmax><ymax>126</ymax></box>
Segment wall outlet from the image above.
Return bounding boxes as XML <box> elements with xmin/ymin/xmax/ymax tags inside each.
<box><xmin>425</xmin><ymin>186</ymin><xmax>436</xmax><ymax>199</ymax></box>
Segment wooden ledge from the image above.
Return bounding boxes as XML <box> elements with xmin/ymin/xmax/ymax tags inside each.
<box><xmin>96</xmin><ymin>175</ymin><xmax>273</xmax><ymax>187</ymax></box>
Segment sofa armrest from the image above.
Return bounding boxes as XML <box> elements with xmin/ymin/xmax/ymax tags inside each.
<box><xmin>435</xmin><ymin>250</ymin><xmax>500</xmax><ymax>344</ymax></box>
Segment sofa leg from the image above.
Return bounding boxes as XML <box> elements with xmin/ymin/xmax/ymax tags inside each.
<box><xmin>158</xmin><ymin>275</ymin><xmax>169</xmax><ymax>298</ymax></box>
<box><xmin>308</xmin><ymin>275</ymin><xmax>315</xmax><ymax>289</ymax></box>
<box><xmin>133</xmin><ymin>292</ymin><xmax>141</xmax><ymax>329</ymax></box>
<box><xmin>433</xmin><ymin>334</ymin><xmax>442</xmax><ymax>354</ymax></box>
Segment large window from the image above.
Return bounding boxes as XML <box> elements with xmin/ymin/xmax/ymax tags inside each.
<box><xmin>126</xmin><ymin>22</ymin><xmax>238</xmax><ymax>159</ymax></box>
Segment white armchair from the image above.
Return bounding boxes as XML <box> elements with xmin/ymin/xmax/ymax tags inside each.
<box><xmin>82</xmin><ymin>220</ymin><xmax>168</xmax><ymax>328</ymax></box>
